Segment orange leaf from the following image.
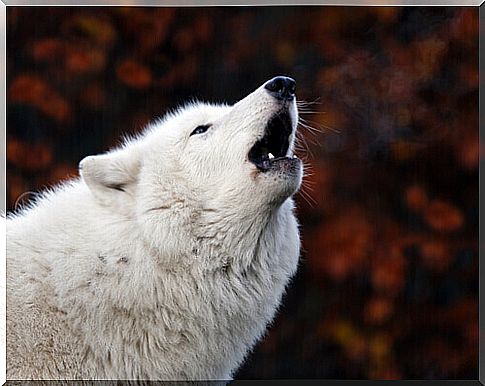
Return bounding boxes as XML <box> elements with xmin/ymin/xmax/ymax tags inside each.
<box><xmin>32</xmin><ymin>38</ymin><xmax>64</xmax><ymax>61</ymax></box>
<box><xmin>117</xmin><ymin>59</ymin><xmax>152</xmax><ymax>89</ymax></box>
<box><xmin>424</xmin><ymin>200</ymin><xmax>464</xmax><ymax>232</ymax></box>
<box><xmin>405</xmin><ymin>185</ymin><xmax>429</xmax><ymax>212</ymax></box>
<box><xmin>7</xmin><ymin>138</ymin><xmax>53</xmax><ymax>171</ymax></box>
<box><xmin>9</xmin><ymin>75</ymin><xmax>71</xmax><ymax>123</ymax></box>
<box><xmin>364</xmin><ymin>297</ymin><xmax>394</xmax><ymax>325</ymax></box>
<box><xmin>420</xmin><ymin>239</ymin><xmax>452</xmax><ymax>272</ymax></box>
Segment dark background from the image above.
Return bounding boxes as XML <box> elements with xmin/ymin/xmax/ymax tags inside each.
<box><xmin>6</xmin><ymin>6</ymin><xmax>479</xmax><ymax>380</ymax></box>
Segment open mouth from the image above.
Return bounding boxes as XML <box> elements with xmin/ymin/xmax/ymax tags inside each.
<box><xmin>248</xmin><ymin>111</ymin><xmax>294</xmax><ymax>172</ymax></box>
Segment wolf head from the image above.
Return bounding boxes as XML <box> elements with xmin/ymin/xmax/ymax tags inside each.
<box><xmin>79</xmin><ymin>77</ymin><xmax>302</xmax><ymax>264</ymax></box>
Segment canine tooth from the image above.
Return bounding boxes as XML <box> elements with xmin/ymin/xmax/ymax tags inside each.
<box><xmin>268</xmin><ymin>153</ymin><xmax>275</xmax><ymax>159</ymax></box>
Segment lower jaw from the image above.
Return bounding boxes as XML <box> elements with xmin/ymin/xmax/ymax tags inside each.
<box><xmin>253</xmin><ymin>155</ymin><xmax>299</xmax><ymax>173</ymax></box>
<box><xmin>270</xmin><ymin>156</ymin><xmax>301</xmax><ymax>174</ymax></box>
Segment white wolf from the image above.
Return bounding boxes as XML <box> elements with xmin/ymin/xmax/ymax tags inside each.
<box><xmin>6</xmin><ymin>76</ymin><xmax>303</xmax><ymax>380</ymax></box>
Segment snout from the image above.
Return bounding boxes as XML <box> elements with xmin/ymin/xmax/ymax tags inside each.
<box><xmin>264</xmin><ymin>76</ymin><xmax>296</xmax><ymax>101</ymax></box>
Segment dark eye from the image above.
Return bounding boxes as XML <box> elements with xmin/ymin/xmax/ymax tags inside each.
<box><xmin>190</xmin><ymin>124</ymin><xmax>211</xmax><ymax>136</ymax></box>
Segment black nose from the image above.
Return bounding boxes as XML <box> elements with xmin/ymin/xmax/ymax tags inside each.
<box><xmin>264</xmin><ymin>76</ymin><xmax>296</xmax><ymax>101</ymax></box>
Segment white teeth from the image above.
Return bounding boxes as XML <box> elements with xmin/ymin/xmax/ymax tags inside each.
<box><xmin>268</xmin><ymin>152</ymin><xmax>275</xmax><ymax>159</ymax></box>
<box><xmin>293</xmin><ymin>155</ymin><xmax>297</xmax><ymax>158</ymax></box>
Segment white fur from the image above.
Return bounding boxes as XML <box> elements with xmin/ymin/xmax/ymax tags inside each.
<box><xmin>6</xmin><ymin>81</ymin><xmax>302</xmax><ymax>380</ymax></box>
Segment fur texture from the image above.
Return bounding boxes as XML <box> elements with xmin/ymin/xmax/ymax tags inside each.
<box><xmin>6</xmin><ymin>80</ymin><xmax>303</xmax><ymax>380</ymax></box>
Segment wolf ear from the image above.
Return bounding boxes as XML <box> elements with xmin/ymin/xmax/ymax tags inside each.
<box><xmin>79</xmin><ymin>149</ymin><xmax>141</xmax><ymax>205</ymax></box>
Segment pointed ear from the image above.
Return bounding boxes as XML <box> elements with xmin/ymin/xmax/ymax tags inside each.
<box><xmin>79</xmin><ymin>148</ymin><xmax>141</xmax><ymax>205</ymax></box>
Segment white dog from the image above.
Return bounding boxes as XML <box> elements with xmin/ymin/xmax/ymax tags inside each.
<box><xmin>6</xmin><ymin>76</ymin><xmax>303</xmax><ymax>380</ymax></box>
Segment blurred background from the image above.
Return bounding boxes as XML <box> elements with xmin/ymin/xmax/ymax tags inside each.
<box><xmin>6</xmin><ymin>6</ymin><xmax>479</xmax><ymax>380</ymax></box>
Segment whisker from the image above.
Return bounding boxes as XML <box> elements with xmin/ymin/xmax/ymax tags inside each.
<box><xmin>298</xmin><ymin>123</ymin><xmax>323</xmax><ymax>140</ymax></box>
<box><xmin>301</xmin><ymin>116</ymin><xmax>341</xmax><ymax>135</ymax></box>
<box><xmin>296</xmin><ymin>99</ymin><xmax>323</xmax><ymax>115</ymax></box>
<box><xmin>297</xmin><ymin>186</ymin><xmax>317</xmax><ymax>207</ymax></box>
<box><xmin>300</xmin><ymin>116</ymin><xmax>340</xmax><ymax>135</ymax></box>
<box><xmin>297</xmin><ymin>110</ymin><xmax>317</xmax><ymax>115</ymax></box>
<box><xmin>298</xmin><ymin>129</ymin><xmax>322</xmax><ymax>148</ymax></box>
<box><xmin>295</xmin><ymin>131</ymin><xmax>315</xmax><ymax>158</ymax></box>
<box><xmin>301</xmin><ymin>182</ymin><xmax>316</xmax><ymax>193</ymax></box>
<box><xmin>296</xmin><ymin>98</ymin><xmax>322</xmax><ymax>107</ymax></box>
<box><xmin>302</xmin><ymin>172</ymin><xmax>315</xmax><ymax>179</ymax></box>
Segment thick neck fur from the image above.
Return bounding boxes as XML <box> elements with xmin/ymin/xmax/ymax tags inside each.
<box><xmin>8</xmin><ymin>180</ymin><xmax>299</xmax><ymax>379</ymax></box>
